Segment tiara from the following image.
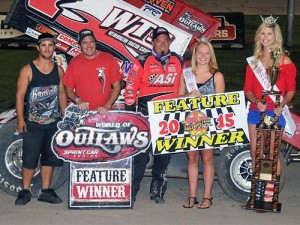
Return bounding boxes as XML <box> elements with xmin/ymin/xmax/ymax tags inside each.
<box><xmin>195</xmin><ymin>35</ymin><xmax>210</xmax><ymax>43</ymax></box>
<box><xmin>260</xmin><ymin>15</ymin><xmax>278</xmax><ymax>24</ymax></box>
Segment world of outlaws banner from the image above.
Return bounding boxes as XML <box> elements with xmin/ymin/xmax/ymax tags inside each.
<box><xmin>51</xmin><ymin>105</ymin><xmax>151</xmax><ymax>163</ymax></box>
<box><xmin>51</xmin><ymin>105</ymin><xmax>150</xmax><ymax>208</ymax></box>
<box><xmin>147</xmin><ymin>91</ymin><xmax>250</xmax><ymax>155</ymax></box>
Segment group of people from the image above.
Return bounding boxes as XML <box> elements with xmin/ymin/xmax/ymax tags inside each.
<box><xmin>15</xmin><ymin>15</ymin><xmax>297</xmax><ymax>209</ymax></box>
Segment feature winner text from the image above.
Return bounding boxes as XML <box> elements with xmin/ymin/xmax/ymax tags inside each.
<box><xmin>149</xmin><ymin>92</ymin><xmax>249</xmax><ymax>153</ymax></box>
<box><xmin>155</xmin><ymin>130</ymin><xmax>246</xmax><ymax>153</ymax></box>
<box><xmin>72</xmin><ymin>168</ymin><xmax>130</xmax><ymax>201</ymax></box>
<box><xmin>152</xmin><ymin>93</ymin><xmax>240</xmax><ymax>113</ymax></box>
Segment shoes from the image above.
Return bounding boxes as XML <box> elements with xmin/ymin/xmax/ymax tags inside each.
<box><xmin>198</xmin><ymin>197</ymin><xmax>213</xmax><ymax>209</ymax></box>
<box><xmin>15</xmin><ymin>189</ymin><xmax>32</xmax><ymax>206</ymax></box>
<box><xmin>183</xmin><ymin>196</ymin><xmax>199</xmax><ymax>208</ymax></box>
<box><xmin>150</xmin><ymin>196</ymin><xmax>165</xmax><ymax>204</ymax></box>
<box><xmin>38</xmin><ymin>188</ymin><xmax>62</xmax><ymax>204</ymax></box>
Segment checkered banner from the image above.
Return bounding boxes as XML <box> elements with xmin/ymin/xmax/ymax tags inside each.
<box><xmin>147</xmin><ymin>91</ymin><xmax>250</xmax><ymax>155</ymax></box>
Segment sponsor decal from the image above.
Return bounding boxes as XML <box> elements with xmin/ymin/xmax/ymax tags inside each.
<box><xmin>178</xmin><ymin>12</ymin><xmax>208</xmax><ymax>34</ymax></box>
<box><xmin>148</xmin><ymin>72</ymin><xmax>177</xmax><ymax>87</ymax></box>
<box><xmin>57</xmin><ymin>32</ymin><xmax>79</xmax><ymax>49</ymax></box>
<box><xmin>122</xmin><ymin>61</ymin><xmax>133</xmax><ymax>74</ymax></box>
<box><xmin>106</xmin><ymin>29</ymin><xmax>150</xmax><ymax>54</ymax></box>
<box><xmin>181</xmin><ymin>111</ymin><xmax>212</xmax><ymax>136</ymax></box>
<box><xmin>52</xmin><ymin>105</ymin><xmax>151</xmax><ymax>163</ymax></box>
<box><xmin>36</xmin><ymin>24</ymin><xmax>57</xmax><ymax>36</ymax></box>
<box><xmin>25</xmin><ymin>27</ymin><xmax>40</xmax><ymax>39</ymax></box>
<box><xmin>67</xmin><ymin>47</ymin><xmax>81</xmax><ymax>57</ymax></box>
<box><xmin>55</xmin><ymin>40</ymin><xmax>69</xmax><ymax>52</ymax></box>
<box><xmin>141</xmin><ymin>4</ymin><xmax>162</xmax><ymax>17</ymax></box>
<box><xmin>142</xmin><ymin>0</ymin><xmax>176</xmax><ymax>14</ymax></box>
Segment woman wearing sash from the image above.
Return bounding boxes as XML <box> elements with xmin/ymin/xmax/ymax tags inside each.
<box><xmin>243</xmin><ymin>16</ymin><xmax>297</xmax><ymax>175</ymax></box>
<box><xmin>178</xmin><ymin>40</ymin><xmax>225</xmax><ymax>209</ymax></box>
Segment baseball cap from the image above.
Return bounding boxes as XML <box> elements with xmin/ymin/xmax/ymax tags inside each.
<box><xmin>78</xmin><ymin>29</ymin><xmax>96</xmax><ymax>44</ymax></box>
<box><xmin>37</xmin><ymin>33</ymin><xmax>56</xmax><ymax>44</ymax></box>
<box><xmin>152</xmin><ymin>27</ymin><xmax>170</xmax><ymax>40</ymax></box>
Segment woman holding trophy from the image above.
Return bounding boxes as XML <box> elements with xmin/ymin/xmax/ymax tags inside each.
<box><xmin>178</xmin><ymin>39</ymin><xmax>225</xmax><ymax>209</ymax></box>
<box><xmin>243</xmin><ymin>15</ymin><xmax>297</xmax><ymax>176</ymax></box>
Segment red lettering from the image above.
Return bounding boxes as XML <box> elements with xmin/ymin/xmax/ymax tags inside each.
<box><xmin>28</xmin><ymin>0</ymin><xmax>60</xmax><ymax>18</ymax></box>
<box><xmin>153</xmin><ymin>0</ymin><xmax>174</xmax><ymax>12</ymax></box>
<box><xmin>68</xmin><ymin>48</ymin><xmax>81</xmax><ymax>57</ymax></box>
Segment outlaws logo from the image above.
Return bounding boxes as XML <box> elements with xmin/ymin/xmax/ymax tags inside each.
<box><xmin>52</xmin><ymin>105</ymin><xmax>151</xmax><ymax>162</ymax></box>
<box><xmin>178</xmin><ymin>12</ymin><xmax>208</xmax><ymax>34</ymax></box>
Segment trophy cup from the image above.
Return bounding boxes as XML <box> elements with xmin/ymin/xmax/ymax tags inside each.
<box><xmin>261</xmin><ymin>48</ymin><xmax>282</xmax><ymax>130</ymax></box>
<box><xmin>267</xmin><ymin>48</ymin><xmax>282</xmax><ymax>93</ymax></box>
<box><xmin>246</xmin><ymin>48</ymin><xmax>283</xmax><ymax>212</ymax></box>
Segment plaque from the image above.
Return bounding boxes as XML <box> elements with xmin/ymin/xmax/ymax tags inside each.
<box><xmin>259</xmin><ymin>160</ymin><xmax>273</xmax><ymax>181</ymax></box>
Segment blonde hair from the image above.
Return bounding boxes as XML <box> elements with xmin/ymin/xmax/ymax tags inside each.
<box><xmin>253</xmin><ymin>22</ymin><xmax>283</xmax><ymax>64</ymax></box>
<box><xmin>191</xmin><ymin>41</ymin><xmax>218</xmax><ymax>74</ymax></box>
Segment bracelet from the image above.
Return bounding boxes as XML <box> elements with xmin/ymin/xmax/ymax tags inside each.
<box><xmin>75</xmin><ymin>97</ymin><xmax>81</xmax><ymax>103</ymax></box>
<box><xmin>254</xmin><ymin>98</ymin><xmax>260</xmax><ymax>105</ymax></box>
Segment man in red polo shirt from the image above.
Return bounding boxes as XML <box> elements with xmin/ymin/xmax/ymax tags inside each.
<box><xmin>63</xmin><ymin>29</ymin><xmax>123</xmax><ymax>114</ymax></box>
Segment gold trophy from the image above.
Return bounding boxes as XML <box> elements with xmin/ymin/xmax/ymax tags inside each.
<box><xmin>267</xmin><ymin>48</ymin><xmax>281</xmax><ymax>93</ymax></box>
<box><xmin>261</xmin><ymin>48</ymin><xmax>282</xmax><ymax>129</ymax></box>
<box><xmin>246</xmin><ymin>47</ymin><xmax>283</xmax><ymax>212</ymax></box>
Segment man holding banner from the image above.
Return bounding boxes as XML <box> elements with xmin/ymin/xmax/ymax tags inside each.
<box><xmin>125</xmin><ymin>27</ymin><xmax>184</xmax><ymax>204</ymax></box>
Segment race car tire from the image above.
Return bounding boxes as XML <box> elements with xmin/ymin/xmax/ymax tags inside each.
<box><xmin>0</xmin><ymin>119</ymin><xmax>68</xmax><ymax>197</ymax></box>
<box><xmin>217</xmin><ymin>144</ymin><xmax>286</xmax><ymax>204</ymax></box>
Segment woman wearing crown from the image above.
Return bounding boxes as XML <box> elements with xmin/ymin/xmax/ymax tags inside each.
<box><xmin>178</xmin><ymin>38</ymin><xmax>225</xmax><ymax>209</ymax></box>
<box><xmin>243</xmin><ymin>15</ymin><xmax>297</xmax><ymax>175</ymax></box>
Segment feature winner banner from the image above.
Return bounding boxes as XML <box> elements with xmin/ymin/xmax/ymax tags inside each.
<box><xmin>147</xmin><ymin>91</ymin><xmax>250</xmax><ymax>155</ymax></box>
<box><xmin>69</xmin><ymin>159</ymin><xmax>132</xmax><ymax>209</ymax></box>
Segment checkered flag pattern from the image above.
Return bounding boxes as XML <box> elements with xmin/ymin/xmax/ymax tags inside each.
<box><xmin>153</xmin><ymin>105</ymin><xmax>247</xmax><ymax>154</ymax></box>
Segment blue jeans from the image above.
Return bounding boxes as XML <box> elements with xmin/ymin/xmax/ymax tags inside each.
<box><xmin>247</xmin><ymin>109</ymin><xmax>286</xmax><ymax>127</ymax></box>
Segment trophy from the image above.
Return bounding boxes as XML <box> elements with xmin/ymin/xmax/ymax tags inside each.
<box><xmin>246</xmin><ymin>47</ymin><xmax>283</xmax><ymax>212</ymax></box>
<box><xmin>260</xmin><ymin>48</ymin><xmax>282</xmax><ymax>130</ymax></box>
<box><xmin>267</xmin><ymin>48</ymin><xmax>281</xmax><ymax>93</ymax></box>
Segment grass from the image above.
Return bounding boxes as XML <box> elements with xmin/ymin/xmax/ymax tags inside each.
<box><xmin>0</xmin><ymin>49</ymin><xmax>36</xmax><ymax>110</ymax></box>
<box><xmin>0</xmin><ymin>16</ymin><xmax>299</xmax><ymax>111</ymax></box>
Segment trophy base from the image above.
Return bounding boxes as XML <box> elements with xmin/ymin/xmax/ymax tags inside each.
<box><xmin>242</xmin><ymin>201</ymin><xmax>282</xmax><ymax>213</ymax></box>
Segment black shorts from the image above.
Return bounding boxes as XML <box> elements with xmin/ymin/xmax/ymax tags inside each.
<box><xmin>22</xmin><ymin>125</ymin><xmax>63</xmax><ymax>169</ymax></box>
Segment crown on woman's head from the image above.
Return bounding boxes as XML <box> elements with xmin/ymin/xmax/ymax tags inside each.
<box><xmin>195</xmin><ymin>35</ymin><xmax>210</xmax><ymax>43</ymax></box>
<box><xmin>260</xmin><ymin>15</ymin><xmax>278</xmax><ymax>24</ymax></box>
